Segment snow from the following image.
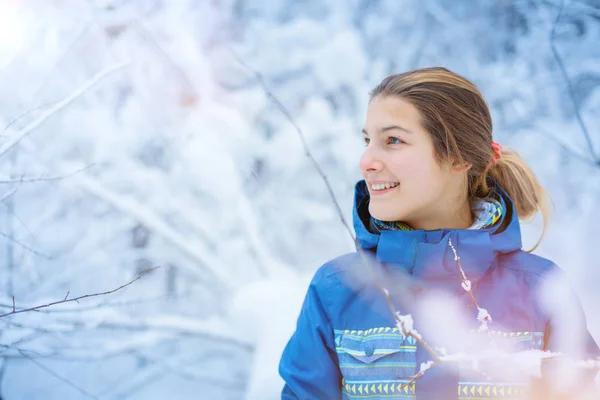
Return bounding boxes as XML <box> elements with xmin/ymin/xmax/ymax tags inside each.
<box><xmin>396</xmin><ymin>312</ymin><xmax>422</xmax><ymax>340</ymax></box>
<box><xmin>228</xmin><ymin>271</ymin><xmax>312</xmax><ymax>400</ymax></box>
<box><xmin>420</xmin><ymin>360</ymin><xmax>435</xmax><ymax>374</ymax></box>
<box><xmin>0</xmin><ymin>0</ymin><xmax>598</xmax><ymax>398</ymax></box>
<box><xmin>477</xmin><ymin>307</ymin><xmax>492</xmax><ymax>332</ymax></box>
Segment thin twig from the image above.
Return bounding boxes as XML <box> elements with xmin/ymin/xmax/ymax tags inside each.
<box><xmin>396</xmin><ymin>314</ymin><xmax>442</xmax><ymax>364</ymax></box>
<box><xmin>230</xmin><ymin>49</ymin><xmax>353</xmax><ymax>236</ymax></box>
<box><xmin>531</xmin><ymin>127</ymin><xmax>599</xmax><ymax>168</ymax></box>
<box><xmin>134</xmin><ymin>20</ymin><xmax>197</xmax><ymax>104</ymax></box>
<box><xmin>0</xmin><ymin>187</ymin><xmax>18</xmax><ymax>202</ymax></box>
<box><xmin>0</xmin><ymin>266</ymin><xmax>160</xmax><ymax>318</ymax></box>
<box><xmin>77</xmin><ymin>177</ymin><xmax>226</xmax><ymax>284</ymax></box>
<box><xmin>4</xmin><ymin>103</ymin><xmax>52</xmax><ymax>131</ymax></box>
<box><xmin>17</xmin><ymin>349</ymin><xmax>100</xmax><ymax>399</ymax></box>
<box><xmin>448</xmin><ymin>238</ymin><xmax>483</xmax><ymax>311</ymax></box>
<box><xmin>0</xmin><ymin>231</ymin><xmax>52</xmax><ymax>259</ymax></box>
<box><xmin>0</xmin><ymin>293</ymin><xmax>185</xmax><ymax>313</ymax></box>
<box><xmin>0</xmin><ymin>164</ymin><xmax>95</xmax><ymax>184</ymax></box>
<box><xmin>398</xmin><ymin>361</ymin><xmax>440</xmax><ymax>392</ymax></box>
<box><xmin>0</xmin><ymin>62</ymin><xmax>129</xmax><ymax>159</ymax></box>
<box><xmin>549</xmin><ymin>0</ymin><xmax>599</xmax><ymax>165</ymax></box>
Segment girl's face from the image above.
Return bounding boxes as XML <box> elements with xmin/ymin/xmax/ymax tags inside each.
<box><xmin>360</xmin><ymin>95</ymin><xmax>468</xmax><ymax>229</ymax></box>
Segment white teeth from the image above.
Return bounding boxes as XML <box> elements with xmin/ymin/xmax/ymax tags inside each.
<box><xmin>372</xmin><ymin>182</ymin><xmax>399</xmax><ymax>191</ymax></box>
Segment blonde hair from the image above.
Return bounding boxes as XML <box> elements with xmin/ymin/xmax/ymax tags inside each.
<box><xmin>370</xmin><ymin>67</ymin><xmax>551</xmax><ymax>251</ymax></box>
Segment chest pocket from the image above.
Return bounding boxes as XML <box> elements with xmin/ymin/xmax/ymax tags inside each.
<box><xmin>334</xmin><ymin>327</ymin><xmax>417</xmax><ymax>399</ymax></box>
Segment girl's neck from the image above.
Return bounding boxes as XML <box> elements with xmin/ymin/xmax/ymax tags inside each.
<box><xmin>405</xmin><ymin>202</ymin><xmax>473</xmax><ymax>231</ymax></box>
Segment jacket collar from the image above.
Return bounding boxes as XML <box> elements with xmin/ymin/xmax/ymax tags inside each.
<box><xmin>352</xmin><ymin>179</ymin><xmax>522</xmax><ymax>287</ymax></box>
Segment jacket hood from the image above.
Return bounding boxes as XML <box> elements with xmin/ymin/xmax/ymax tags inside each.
<box><xmin>352</xmin><ymin>179</ymin><xmax>523</xmax><ymax>287</ymax></box>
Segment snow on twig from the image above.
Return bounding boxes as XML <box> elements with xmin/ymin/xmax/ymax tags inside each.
<box><xmin>14</xmin><ymin>134</ymin><xmax>226</xmax><ymax>287</ymax></box>
<box><xmin>448</xmin><ymin>237</ymin><xmax>492</xmax><ymax>333</ymax></box>
<box><xmin>0</xmin><ymin>62</ymin><xmax>129</xmax><ymax>159</ymax></box>
<box><xmin>0</xmin><ymin>164</ymin><xmax>95</xmax><ymax>184</ymax></box>
<box><xmin>77</xmin><ymin>176</ymin><xmax>228</xmax><ymax>285</ymax></box>
<box><xmin>398</xmin><ymin>360</ymin><xmax>440</xmax><ymax>392</ymax></box>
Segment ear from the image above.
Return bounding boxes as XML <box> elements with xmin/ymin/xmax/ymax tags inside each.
<box><xmin>451</xmin><ymin>161</ymin><xmax>472</xmax><ymax>173</ymax></box>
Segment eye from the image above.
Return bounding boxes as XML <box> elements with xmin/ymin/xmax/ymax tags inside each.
<box><xmin>387</xmin><ymin>136</ymin><xmax>404</xmax><ymax>145</ymax></box>
<box><xmin>363</xmin><ymin>137</ymin><xmax>370</xmax><ymax>146</ymax></box>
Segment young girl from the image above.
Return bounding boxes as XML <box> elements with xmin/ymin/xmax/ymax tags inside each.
<box><xmin>278</xmin><ymin>68</ymin><xmax>598</xmax><ymax>399</ymax></box>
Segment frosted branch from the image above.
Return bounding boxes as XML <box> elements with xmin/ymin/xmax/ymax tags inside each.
<box><xmin>0</xmin><ymin>62</ymin><xmax>129</xmax><ymax>159</ymax></box>
<box><xmin>449</xmin><ymin>238</ymin><xmax>492</xmax><ymax>333</ymax></box>
<box><xmin>0</xmin><ymin>164</ymin><xmax>94</xmax><ymax>184</ymax></box>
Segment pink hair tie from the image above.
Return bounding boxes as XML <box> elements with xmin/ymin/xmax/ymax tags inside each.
<box><xmin>491</xmin><ymin>141</ymin><xmax>502</xmax><ymax>166</ymax></box>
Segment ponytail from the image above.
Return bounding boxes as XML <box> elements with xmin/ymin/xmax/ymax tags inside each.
<box><xmin>483</xmin><ymin>147</ymin><xmax>553</xmax><ymax>252</ymax></box>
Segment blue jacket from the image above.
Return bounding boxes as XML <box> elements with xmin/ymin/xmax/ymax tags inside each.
<box><xmin>279</xmin><ymin>180</ymin><xmax>599</xmax><ymax>399</ymax></box>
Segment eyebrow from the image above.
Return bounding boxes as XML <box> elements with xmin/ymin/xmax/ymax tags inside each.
<box><xmin>361</xmin><ymin>125</ymin><xmax>414</xmax><ymax>136</ymax></box>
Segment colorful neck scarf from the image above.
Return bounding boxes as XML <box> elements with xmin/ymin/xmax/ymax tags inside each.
<box><xmin>371</xmin><ymin>198</ymin><xmax>503</xmax><ymax>232</ymax></box>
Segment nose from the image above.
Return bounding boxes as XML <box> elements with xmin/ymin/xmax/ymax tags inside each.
<box><xmin>359</xmin><ymin>144</ymin><xmax>384</xmax><ymax>174</ymax></box>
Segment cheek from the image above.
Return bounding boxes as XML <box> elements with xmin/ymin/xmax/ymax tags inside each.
<box><xmin>389</xmin><ymin>154</ymin><xmax>436</xmax><ymax>182</ymax></box>
<box><xmin>392</xmin><ymin>156</ymin><xmax>447</xmax><ymax>198</ymax></box>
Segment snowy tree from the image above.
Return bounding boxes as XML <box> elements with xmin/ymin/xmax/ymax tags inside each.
<box><xmin>0</xmin><ymin>0</ymin><xmax>598</xmax><ymax>398</ymax></box>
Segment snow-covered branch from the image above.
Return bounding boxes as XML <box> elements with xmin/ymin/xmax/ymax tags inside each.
<box><xmin>448</xmin><ymin>238</ymin><xmax>493</xmax><ymax>333</ymax></box>
<box><xmin>77</xmin><ymin>176</ymin><xmax>229</xmax><ymax>285</ymax></box>
<box><xmin>0</xmin><ymin>164</ymin><xmax>94</xmax><ymax>184</ymax></box>
<box><xmin>0</xmin><ymin>62</ymin><xmax>129</xmax><ymax>159</ymax></box>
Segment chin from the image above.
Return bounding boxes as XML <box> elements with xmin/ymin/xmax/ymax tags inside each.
<box><xmin>369</xmin><ymin>205</ymin><xmax>405</xmax><ymax>222</ymax></box>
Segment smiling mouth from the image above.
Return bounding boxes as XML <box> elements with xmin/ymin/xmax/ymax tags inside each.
<box><xmin>370</xmin><ymin>182</ymin><xmax>399</xmax><ymax>196</ymax></box>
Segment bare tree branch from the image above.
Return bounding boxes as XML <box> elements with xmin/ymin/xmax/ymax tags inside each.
<box><xmin>0</xmin><ymin>230</ymin><xmax>52</xmax><ymax>259</ymax></box>
<box><xmin>16</xmin><ymin>348</ymin><xmax>100</xmax><ymax>399</ymax></box>
<box><xmin>4</xmin><ymin>103</ymin><xmax>54</xmax><ymax>131</ymax></box>
<box><xmin>532</xmin><ymin>126</ymin><xmax>599</xmax><ymax>169</ymax></box>
<box><xmin>399</xmin><ymin>361</ymin><xmax>439</xmax><ymax>392</ymax></box>
<box><xmin>133</xmin><ymin>20</ymin><xmax>198</xmax><ymax>106</ymax></box>
<box><xmin>100</xmin><ymin>348</ymin><xmax>244</xmax><ymax>400</ymax></box>
<box><xmin>549</xmin><ymin>0</ymin><xmax>600</xmax><ymax>166</ymax></box>
<box><xmin>0</xmin><ymin>164</ymin><xmax>95</xmax><ymax>184</ymax></box>
<box><xmin>76</xmin><ymin>177</ymin><xmax>228</xmax><ymax>285</ymax></box>
<box><xmin>0</xmin><ymin>62</ymin><xmax>129</xmax><ymax>159</ymax></box>
<box><xmin>0</xmin><ymin>357</ymin><xmax>7</xmax><ymax>399</ymax></box>
<box><xmin>0</xmin><ymin>292</ymin><xmax>189</xmax><ymax>314</ymax></box>
<box><xmin>4</xmin><ymin>136</ymin><xmax>227</xmax><ymax>295</ymax></box>
<box><xmin>0</xmin><ymin>325</ymin><xmax>251</xmax><ymax>361</ymax></box>
<box><xmin>0</xmin><ymin>187</ymin><xmax>18</xmax><ymax>202</ymax></box>
<box><xmin>0</xmin><ymin>266</ymin><xmax>160</xmax><ymax>318</ymax></box>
